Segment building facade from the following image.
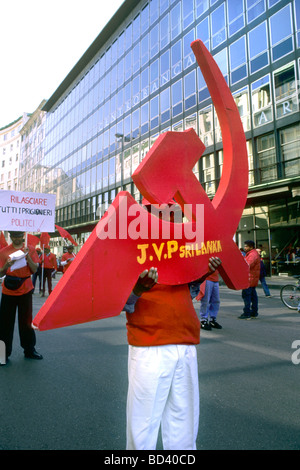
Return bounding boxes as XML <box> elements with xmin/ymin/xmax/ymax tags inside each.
<box><xmin>19</xmin><ymin>100</ymin><xmax>47</xmax><ymax>194</ymax></box>
<box><xmin>20</xmin><ymin>0</ymin><xmax>300</xmax><ymax>274</ymax></box>
<box><xmin>0</xmin><ymin>114</ymin><xmax>28</xmax><ymax>192</ymax></box>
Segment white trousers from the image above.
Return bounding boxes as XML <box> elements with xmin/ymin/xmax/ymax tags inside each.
<box><xmin>126</xmin><ymin>344</ymin><xmax>199</xmax><ymax>450</ymax></box>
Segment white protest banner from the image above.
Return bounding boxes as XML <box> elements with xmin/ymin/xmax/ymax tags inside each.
<box><xmin>0</xmin><ymin>190</ymin><xmax>56</xmax><ymax>232</ymax></box>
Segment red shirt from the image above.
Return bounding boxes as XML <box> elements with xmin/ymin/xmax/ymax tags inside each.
<box><xmin>42</xmin><ymin>252</ymin><xmax>57</xmax><ymax>270</ymax></box>
<box><xmin>61</xmin><ymin>252</ymin><xmax>75</xmax><ymax>273</ymax></box>
<box><xmin>0</xmin><ymin>244</ymin><xmax>39</xmax><ymax>296</ymax></box>
<box><xmin>126</xmin><ymin>284</ymin><xmax>200</xmax><ymax>346</ymax></box>
<box><xmin>245</xmin><ymin>248</ymin><xmax>260</xmax><ymax>287</ymax></box>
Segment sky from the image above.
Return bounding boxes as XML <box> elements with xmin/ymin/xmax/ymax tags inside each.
<box><xmin>0</xmin><ymin>0</ymin><xmax>124</xmax><ymax>129</ymax></box>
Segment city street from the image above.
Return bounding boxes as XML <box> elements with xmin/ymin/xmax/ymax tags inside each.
<box><xmin>0</xmin><ymin>274</ymin><xmax>299</xmax><ymax>450</ymax></box>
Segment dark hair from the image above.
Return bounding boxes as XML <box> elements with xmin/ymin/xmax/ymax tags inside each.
<box><xmin>244</xmin><ymin>240</ymin><xmax>255</xmax><ymax>248</ymax></box>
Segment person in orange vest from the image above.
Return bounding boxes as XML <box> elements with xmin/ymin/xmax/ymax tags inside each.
<box><xmin>0</xmin><ymin>231</ymin><xmax>43</xmax><ymax>362</ymax></box>
<box><xmin>122</xmin><ymin>202</ymin><xmax>222</xmax><ymax>450</ymax></box>
<box><xmin>32</xmin><ymin>247</ymin><xmax>42</xmax><ymax>294</ymax></box>
<box><xmin>61</xmin><ymin>245</ymin><xmax>76</xmax><ymax>273</ymax></box>
<box><xmin>40</xmin><ymin>246</ymin><xmax>57</xmax><ymax>297</ymax></box>
<box><xmin>239</xmin><ymin>240</ymin><xmax>260</xmax><ymax>319</ymax></box>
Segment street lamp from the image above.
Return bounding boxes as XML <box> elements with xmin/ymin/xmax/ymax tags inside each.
<box><xmin>115</xmin><ymin>133</ymin><xmax>130</xmax><ymax>190</ymax></box>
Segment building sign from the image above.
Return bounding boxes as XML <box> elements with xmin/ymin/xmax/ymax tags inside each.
<box><xmin>0</xmin><ymin>190</ymin><xmax>56</xmax><ymax>232</ymax></box>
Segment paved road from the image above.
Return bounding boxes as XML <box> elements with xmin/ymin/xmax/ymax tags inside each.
<box><xmin>0</xmin><ymin>275</ymin><xmax>299</xmax><ymax>450</ymax></box>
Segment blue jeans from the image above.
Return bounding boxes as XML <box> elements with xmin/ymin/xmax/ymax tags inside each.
<box><xmin>242</xmin><ymin>287</ymin><xmax>258</xmax><ymax>317</ymax></box>
<box><xmin>260</xmin><ymin>277</ymin><xmax>270</xmax><ymax>296</ymax></box>
<box><xmin>200</xmin><ymin>280</ymin><xmax>220</xmax><ymax>320</ymax></box>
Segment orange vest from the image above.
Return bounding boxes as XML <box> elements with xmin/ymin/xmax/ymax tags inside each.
<box><xmin>0</xmin><ymin>244</ymin><xmax>39</xmax><ymax>296</ymax></box>
<box><xmin>126</xmin><ymin>284</ymin><xmax>200</xmax><ymax>347</ymax></box>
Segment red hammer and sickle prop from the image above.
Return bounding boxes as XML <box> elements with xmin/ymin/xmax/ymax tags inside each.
<box><xmin>33</xmin><ymin>40</ymin><xmax>249</xmax><ymax>331</ymax></box>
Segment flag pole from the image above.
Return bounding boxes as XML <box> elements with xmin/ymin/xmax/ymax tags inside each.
<box><xmin>41</xmin><ymin>244</ymin><xmax>44</xmax><ymax>296</ymax></box>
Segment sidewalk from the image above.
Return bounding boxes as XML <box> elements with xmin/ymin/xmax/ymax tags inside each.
<box><xmin>219</xmin><ymin>274</ymin><xmax>298</xmax><ymax>291</ymax></box>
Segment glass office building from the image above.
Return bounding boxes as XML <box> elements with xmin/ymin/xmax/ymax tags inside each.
<box><xmin>32</xmin><ymin>0</ymin><xmax>300</xmax><ymax>274</ymax></box>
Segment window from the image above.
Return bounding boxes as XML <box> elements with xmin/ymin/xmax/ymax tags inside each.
<box><xmin>141</xmin><ymin>102</ymin><xmax>149</xmax><ymax>134</ymax></box>
<box><xmin>268</xmin><ymin>0</ymin><xmax>281</xmax><ymax>6</ymax></box>
<box><xmin>105</xmin><ymin>47</ymin><xmax>111</xmax><ymax>71</ymax></box>
<box><xmin>295</xmin><ymin>0</ymin><xmax>300</xmax><ymax>47</ymax></box>
<box><xmin>198</xmin><ymin>105</ymin><xmax>213</xmax><ymax>147</ymax></box>
<box><xmin>197</xmin><ymin>68</ymin><xmax>209</xmax><ymax>103</ymax></box>
<box><xmin>211</xmin><ymin>3</ymin><xmax>226</xmax><ymax>49</ymax></box>
<box><xmin>150</xmin><ymin>59</ymin><xmax>159</xmax><ymax>95</ymax></box>
<box><xmin>160</xmin><ymin>87</ymin><xmax>170</xmax><ymax>123</ymax></box>
<box><xmin>160</xmin><ymin>50</ymin><xmax>170</xmax><ymax>86</ymax></box>
<box><xmin>273</xmin><ymin>63</ymin><xmax>297</xmax><ymax>119</ymax></box>
<box><xmin>183</xmin><ymin>30</ymin><xmax>195</xmax><ymax>69</ymax></box>
<box><xmin>150</xmin><ymin>96</ymin><xmax>159</xmax><ymax>129</ymax></box>
<box><xmin>227</xmin><ymin>0</ymin><xmax>244</xmax><ymax>36</ymax></box>
<box><xmin>132</xmin><ymin>109</ymin><xmax>140</xmax><ymax>139</ymax></box>
<box><xmin>171</xmin><ymin>40</ymin><xmax>182</xmax><ymax>79</ymax></box>
<box><xmin>256</xmin><ymin>134</ymin><xmax>277</xmax><ymax>182</ymax></box>
<box><xmin>230</xmin><ymin>36</ymin><xmax>247</xmax><ymax>84</ymax></box>
<box><xmin>214</xmin><ymin>48</ymin><xmax>228</xmax><ymax>84</ymax></box>
<box><xmin>248</xmin><ymin>22</ymin><xmax>268</xmax><ymax>73</ymax></box>
<box><xmin>185</xmin><ymin>113</ymin><xmax>197</xmax><ymax>133</ymax></box>
<box><xmin>141</xmin><ymin>67</ymin><xmax>149</xmax><ymax>101</ymax></box>
<box><xmin>125</xmin><ymin>23</ymin><xmax>132</xmax><ymax>50</ymax></box>
<box><xmin>141</xmin><ymin>4</ymin><xmax>149</xmax><ymax>32</ymax></box>
<box><xmin>251</xmin><ymin>75</ymin><xmax>272</xmax><ymax>127</ymax></box>
<box><xmin>182</xmin><ymin>0</ymin><xmax>194</xmax><ymax>30</ymax></box>
<box><xmin>195</xmin><ymin>0</ymin><xmax>209</xmax><ymax>18</ymax></box>
<box><xmin>280</xmin><ymin>124</ymin><xmax>300</xmax><ymax>178</ymax></box>
<box><xmin>150</xmin><ymin>25</ymin><xmax>159</xmax><ymax>58</ymax></box>
<box><xmin>125</xmin><ymin>51</ymin><xmax>132</xmax><ymax>81</ymax></box>
<box><xmin>132</xmin><ymin>14</ymin><xmax>140</xmax><ymax>43</ymax></box>
<box><xmin>201</xmin><ymin>153</ymin><xmax>215</xmax><ymax>195</ymax></box>
<box><xmin>160</xmin><ymin>14</ymin><xmax>170</xmax><ymax>49</ymax></box>
<box><xmin>247</xmin><ymin>141</ymin><xmax>254</xmax><ymax>186</ymax></box>
<box><xmin>150</xmin><ymin>0</ymin><xmax>159</xmax><ymax>24</ymax></box>
<box><xmin>184</xmin><ymin>70</ymin><xmax>196</xmax><ymax>110</ymax></box>
<box><xmin>171</xmin><ymin>3</ymin><xmax>181</xmax><ymax>40</ymax></box>
<box><xmin>103</xmin><ymin>160</ymin><xmax>108</xmax><ymax>188</ymax></box>
<box><xmin>196</xmin><ymin>16</ymin><xmax>210</xmax><ymax>50</ymax></box>
<box><xmin>172</xmin><ymin>79</ymin><xmax>183</xmax><ymax>117</ymax></box>
<box><xmin>118</xmin><ymin>31</ymin><xmax>125</xmax><ymax>58</ymax></box>
<box><xmin>118</xmin><ymin>58</ymin><xmax>124</xmax><ymax>88</ymax></box>
<box><xmin>160</xmin><ymin>0</ymin><xmax>169</xmax><ymax>15</ymax></box>
<box><xmin>141</xmin><ymin>34</ymin><xmax>149</xmax><ymax>67</ymax></box>
<box><xmin>246</xmin><ymin>0</ymin><xmax>266</xmax><ymax>23</ymax></box>
<box><xmin>132</xmin><ymin>44</ymin><xmax>140</xmax><ymax>74</ymax></box>
<box><xmin>132</xmin><ymin>76</ymin><xmax>140</xmax><ymax>107</ymax></box>
<box><xmin>233</xmin><ymin>87</ymin><xmax>250</xmax><ymax>131</ymax></box>
<box><xmin>124</xmin><ymin>114</ymin><xmax>131</xmax><ymax>141</ymax></box>
<box><xmin>269</xmin><ymin>5</ymin><xmax>293</xmax><ymax>61</ymax></box>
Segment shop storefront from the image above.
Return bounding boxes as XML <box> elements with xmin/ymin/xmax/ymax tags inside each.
<box><xmin>237</xmin><ymin>191</ymin><xmax>300</xmax><ymax>276</ymax></box>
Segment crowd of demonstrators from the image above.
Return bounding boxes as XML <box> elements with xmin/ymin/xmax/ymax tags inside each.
<box><xmin>0</xmin><ymin>229</ymin><xmax>279</xmax><ymax>449</ymax></box>
<box><xmin>0</xmin><ymin>233</ymin><xmax>78</xmax><ymax>366</ymax></box>
<box><xmin>0</xmin><ymin>231</ymin><xmax>43</xmax><ymax>363</ymax></box>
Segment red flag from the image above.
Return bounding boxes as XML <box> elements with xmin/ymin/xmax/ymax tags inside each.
<box><xmin>27</xmin><ymin>234</ymin><xmax>40</xmax><ymax>247</ymax></box>
<box><xmin>55</xmin><ymin>225</ymin><xmax>77</xmax><ymax>246</ymax></box>
<box><xmin>40</xmin><ymin>232</ymin><xmax>50</xmax><ymax>247</ymax></box>
<box><xmin>0</xmin><ymin>231</ymin><xmax>8</xmax><ymax>249</ymax></box>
